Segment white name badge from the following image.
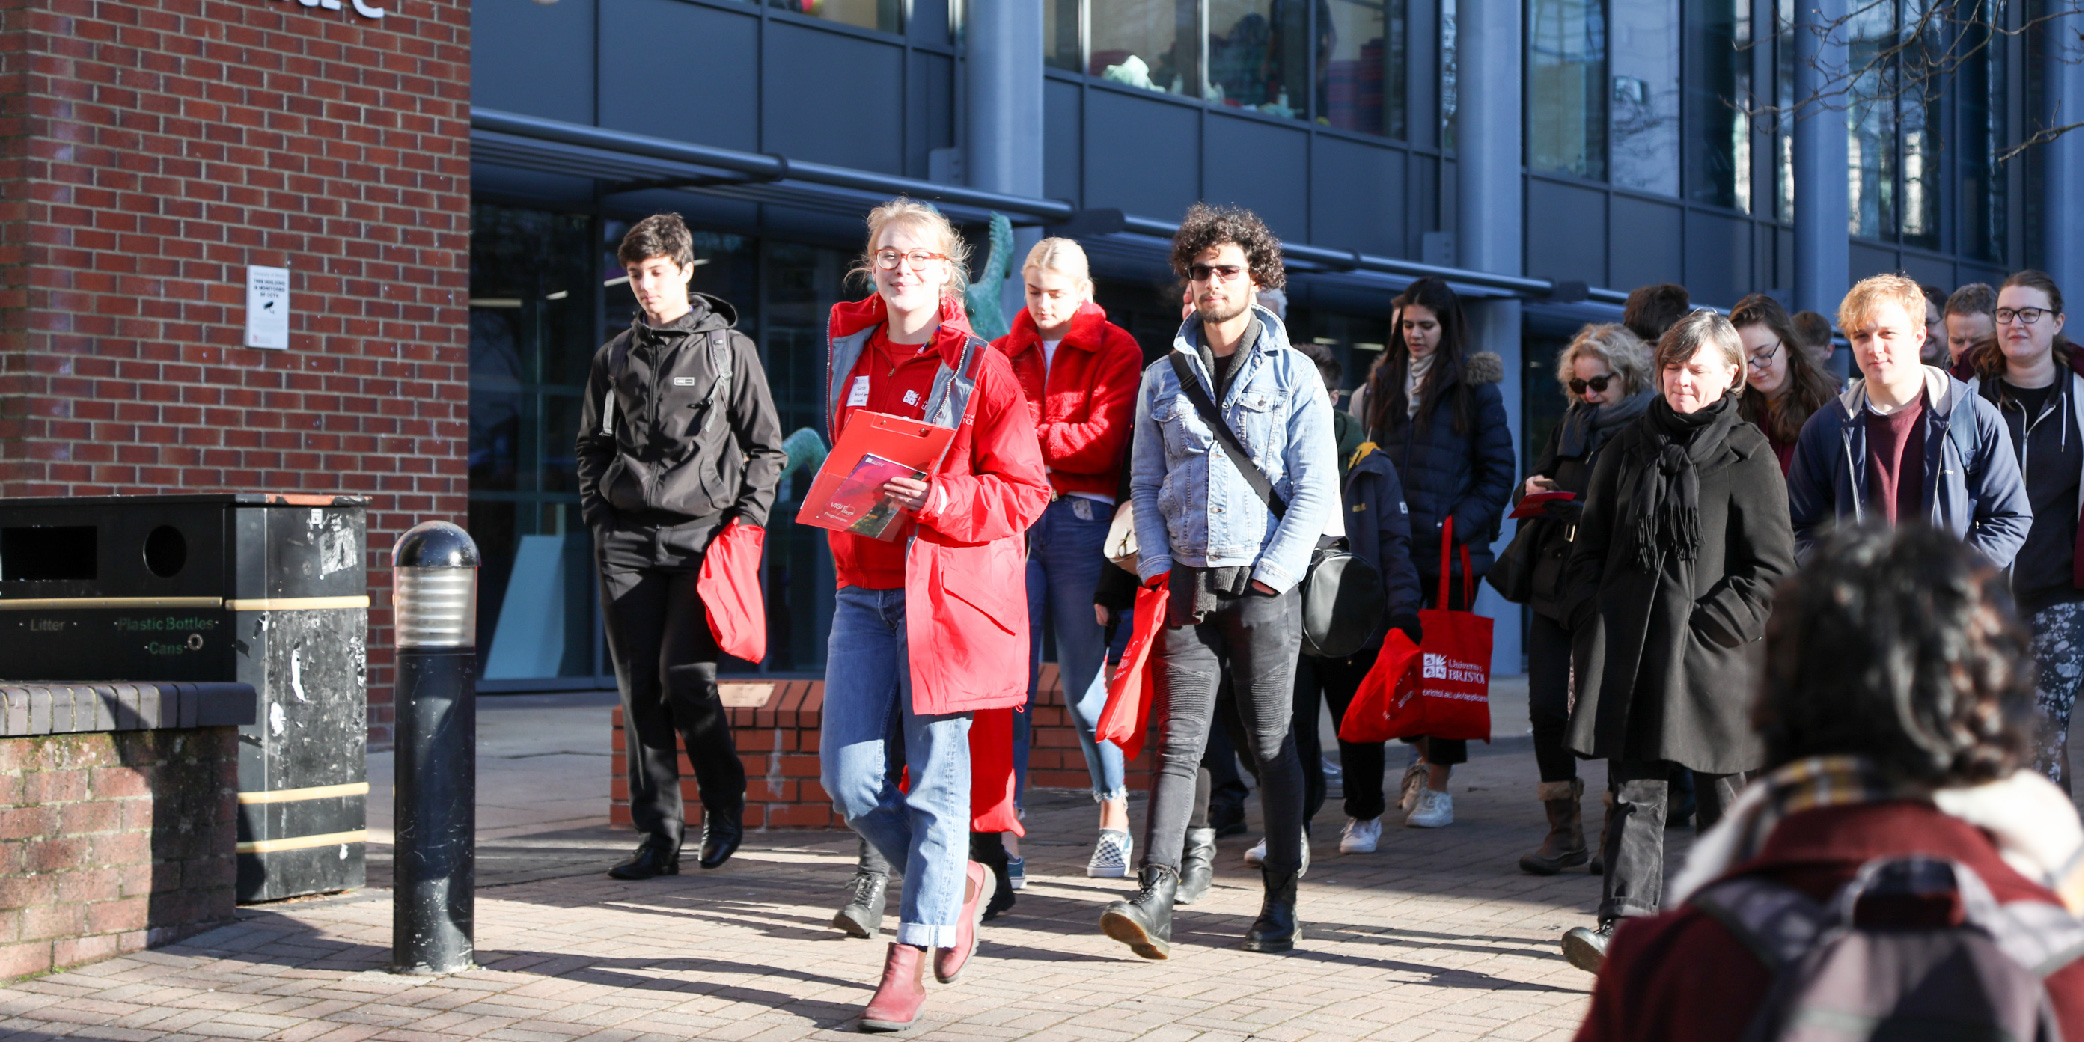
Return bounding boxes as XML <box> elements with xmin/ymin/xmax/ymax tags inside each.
<box><xmin>847</xmin><ymin>376</ymin><xmax>871</xmax><ymax>407</ymax></box>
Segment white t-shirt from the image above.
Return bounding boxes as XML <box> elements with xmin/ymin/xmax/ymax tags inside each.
<box><xmin>1042</xmin><ymin>338</ymin><xmax>1061</xmax><ymax>376</ymax></box>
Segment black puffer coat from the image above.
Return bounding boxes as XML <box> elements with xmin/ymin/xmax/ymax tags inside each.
<box><xmin>1371</xmin><ymin>351</ymin><xmax>1516</xmax><ymax>594</ymax></box>
<box><xmin>1561</xmin><ymin>402</ymin><xmax>1796</xmax><ymax>774</ymax></box>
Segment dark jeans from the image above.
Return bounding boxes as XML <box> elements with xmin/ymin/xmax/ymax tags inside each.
<box><xmin>1526</xmin><ymin>613</ymin><xmax>1580</xmax><ymax>784</ymax></box>
<box><xmin>1601</xmin><ymin>758</ymin><xmax>1747</xmax><ymax>920</ymax></box>
<box><xmin>1296</xmin><ymin>647</ymin><xmax>1390</xmax><ymax>823</ymax></box>
<box><xmin>1143</xmin><ymin>587</ymin><xmax>1306</xmax><ymax>875</ymax></box>
<box><xmin>1201</xmin><ymin>686</ymin><xmax>1251</xmax><ymax>829</ymax></box>
<box><xmin>600</xmin><ymin>565</ymin><xmax>745</xmax><ymax>847</ymax></box>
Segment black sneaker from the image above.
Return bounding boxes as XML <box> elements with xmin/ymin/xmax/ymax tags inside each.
<box><xmin>1561</xmin><ymin>920</ymin><xmax>1615</xmax><ymax>973</ymax></box>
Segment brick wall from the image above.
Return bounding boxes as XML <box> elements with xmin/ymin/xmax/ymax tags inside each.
<box><xmin>0</xmin><ymin>727</ymin><xmax>240</xmax><ymax>980</ymax></box>
<box><xmin>0</xmin><ymin>0</ymin><xmax>473</xmax><ymax>748</ymax></box>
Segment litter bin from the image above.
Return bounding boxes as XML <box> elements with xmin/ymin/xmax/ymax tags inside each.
<box><xmin>0</xmin><ymin>493</ymin><xmax>369</xmax><ymax>902</ymax></box>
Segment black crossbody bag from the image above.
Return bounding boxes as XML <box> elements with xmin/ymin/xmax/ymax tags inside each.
<box><xmin>1167</xmin><ymin>354</ymin><xmax>1384</xmax><ymax>658</ymax></box>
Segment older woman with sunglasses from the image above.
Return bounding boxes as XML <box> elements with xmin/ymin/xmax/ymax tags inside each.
<box><xmin>1733</xmin><ymin>293</ymin><xmax>1839</xmax><ymax>475</ymax></box>
<box><xmin>1511</xmin><ymin>323</ymin><xmax>1654</xmax><ymax>875</ymax></box>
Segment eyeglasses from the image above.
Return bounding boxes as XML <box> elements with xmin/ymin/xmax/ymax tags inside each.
<box><xmin>1188</xmin><ymin>263</ymin><xmax>1247</xmax><ymax>283</ymax></box>
<box><xmin>873</xmin><ymin>249</ymin><xmax>948</xmax><ymax>271</ymax></box>
<box><xmin>1568</xmin><ymin>374</ymin><xmax>1614</xmax><ymax>395</ymax></box>
<box><xmin>1996</xmin><ymin>307</ymin><xmax>2054</xmax><ymax>326</ymax></box>
<box><xmin>1748</xmin><ymin>341</ymin><xmax>1782</xmax><ymax>366</ymax></box>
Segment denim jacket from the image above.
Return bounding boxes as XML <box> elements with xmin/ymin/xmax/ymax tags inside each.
<box><xmin>1129</xmin><ymin>305</ymin><xmax>1339</xmax><ymax>593</ymax></box>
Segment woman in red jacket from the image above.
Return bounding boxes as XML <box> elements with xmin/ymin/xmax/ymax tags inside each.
<box><xmin>817</xmin><ymin>199</ymin><xmax>1051</xmax><ymax>1032</ymax></box>
<box><xmin>992</xmin><ymin>238</ymin><xmax>1145</xmax><ymax>880</ymax></box>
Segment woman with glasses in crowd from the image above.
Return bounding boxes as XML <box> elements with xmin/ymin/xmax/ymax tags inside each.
<box><xmin>817</xmin><ymin>198</ymin><xmax>1050</xmax><ymax>1032</ymax></box>
<box><xmin>1970</xmin><ymin>270</ymin><xmax>2083</xmax><ymax>793</ymax></box>
<box><xmin>1359</xmin><ymin>276</ymin><xmax>1515</xmax><ymax>829</ymax></box>
<box><xmin>1510</xmin><ymin>323</ymin><xmax>1654</xmax><ymax>875</ymax></box>
<box><xmin>1733</xmin><ymin>293</ymin><xmax>1839</xmax><ymax>475</ymax></box>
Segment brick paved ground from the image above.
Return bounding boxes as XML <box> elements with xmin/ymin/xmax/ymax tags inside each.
<box><xmin>0</xmin><ymin>686</ymin><xmax>1630</xmax><ymax>1041</ymax></box>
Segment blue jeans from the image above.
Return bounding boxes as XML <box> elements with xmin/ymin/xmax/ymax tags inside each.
<box><xmin>819</xmin><ymin>587</ymin><xmax>973</xmax><ymax>949</ymax></box>
<box><xmin>1022</xmin><ymin>496</ymin><xmax>1126</xmax><ymax>803</ymax></box>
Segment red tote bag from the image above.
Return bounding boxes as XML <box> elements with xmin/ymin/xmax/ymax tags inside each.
<box><xmin>696</xmin><ymin>520</ymin><xmax>767</xmax><ymax>663</ymax></box>
<box><xmin>1337</xmin><ymin>630</ymin><xmax>1423</xmax><ymax>744</ymax></box>
<box><xmin>1096</xmin><ymin>581</ymin><xmax>1169</xmax><ymax>761</ymax></box>
<box><xmin>1406</xmin><ymin>517</ymin><xmax>1493</xmax><ymax>742</ymax></box>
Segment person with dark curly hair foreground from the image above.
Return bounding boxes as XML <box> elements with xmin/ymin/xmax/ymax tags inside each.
<box><xmin>1573</xmin><ymin>525</ymin><xmax>2084</xmax><ymax>1040</ymax></box>
<box><xmin>1099</xmin><ymin>203</ymin><xmax>1338</xmax><ymax>959</ymax></box>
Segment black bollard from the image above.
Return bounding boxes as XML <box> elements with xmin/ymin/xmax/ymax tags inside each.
<box><xmin>389</xmin><ymin>521</ymin><xmax>480</xmax><ymax>975</ymax></box>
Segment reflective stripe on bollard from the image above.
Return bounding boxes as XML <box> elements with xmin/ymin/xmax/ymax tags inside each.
<box><xmin>389</xmin><ymin>520</ymin><xmax>480</xmax><ymax>975</ymax></box>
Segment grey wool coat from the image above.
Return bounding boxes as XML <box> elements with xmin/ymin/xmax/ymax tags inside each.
<box><xmin>1560</xmin><ymin>408</ymin><xmax>1797</xmax><ymax>774</ymax></box>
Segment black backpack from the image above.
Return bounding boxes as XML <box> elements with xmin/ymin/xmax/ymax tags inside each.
<box><xmin>1688</xmin><ymin>855</ymin><xmax>2084</xmax><ymax>1042</ymax></box>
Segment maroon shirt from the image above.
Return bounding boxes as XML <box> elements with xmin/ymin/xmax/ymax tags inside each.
<box><xmin>1574</xmin><ymin>802</ymin><xmax>2084</xmax><ymax>1042</ymax></box>
<box><xmin>1865</xmin><ymin>395</ymin><xmax>1925</xmax><ymax>523</ymax></box>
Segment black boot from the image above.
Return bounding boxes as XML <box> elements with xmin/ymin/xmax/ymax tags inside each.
<box><xmin>1561</xmin><ymin>919</ymin><xmax>1616</xmax><ymax>973</ymax></box>
<box><xmin>833</xmin><ymin>867</ymin><xmax>889</xmax><ymax>938</ymax></box>
<box><xmin>698</xmin><ymin>801</ymin><xmax>743</xmax><ymax>870</ymax></box>
<box><xmin>1241</xmin><ymin>866</ymin><xmax>1299</xmax><ymax>953</ymax></box>
<box><xmin>1176</xmin><ymin>827</ymin><xmax>1216</xmax><ymax>905</ymax></box>
<box><xmin>970</xmin><ymin>831</ymin><xmax>1016</xmax><ymax>921</ymax></box>
<box><xmin>608</xmin><ymin>835</ymin><xmax>680</xmax><ymax>880</ymax></box>
<box><xmin>1099</xmin><ymin>865</ymin><xmax>1177</xmax><ymax>960</ymax></box>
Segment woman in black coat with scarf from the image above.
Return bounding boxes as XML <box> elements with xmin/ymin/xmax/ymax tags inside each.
<box><xmin>1510</xmin><ymin>323</ymin><xmax>1655</xmax><ymax>875</ymax></box>
<box><xmin>1362</xmin><ymin>276</ymin><xmax>1516</xmax><ymax>829</ymax></box>
<box><xmin>1555</xmin><ymin>310</ymin><xmax>1796</xmax><ymax>973</ymax></box>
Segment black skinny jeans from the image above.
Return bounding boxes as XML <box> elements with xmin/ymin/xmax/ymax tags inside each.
<box><xmin>1295</xmin><ymin>647</ymin><xmax>1391</xmax><ymax>823</ymax></box>
<box><xmin>600</xmin><ymin>566</ymin><xmax>745</xmax><ymax>847</ymax></box>
<box><xmin>1525</xmin><ymin>613</ymin><xmax>1581</xmax><ymax>784</ymax></box>
<box><xmin>1601</xmin><ymin>758</ymin><xmax>1747</xmax><ymax>920</ymax></box>
<box><xmin>1143</xmin><ymin>587</ymin><xmax>1307</xmax><ymax>875</ymax></box>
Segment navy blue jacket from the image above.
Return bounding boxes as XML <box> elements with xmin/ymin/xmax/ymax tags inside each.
<box><xmin>1371</xmin><ymin>351</ymin><xmax>1517</xmax><ymax>591</ymax></box>
<box><xmin>1343</xmin><ymin>447</ymin><xmax>1425</xmax><ymax>647</ymax></box>
<box><xmin>1785</xmin><ymin>366</ymin><xmax>2031</xmax><ymax>567</ymax></box>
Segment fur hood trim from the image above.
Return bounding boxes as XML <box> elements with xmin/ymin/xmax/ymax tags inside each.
<box><xmin>1465</xmin><ymin>351</ymin><xmax>1505</xmax><ymax>386</ymax></box>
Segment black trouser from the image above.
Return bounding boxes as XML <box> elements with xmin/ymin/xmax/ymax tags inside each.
<box><xmin>1296</xmin><ymin>647</ymin><xmax>1390</xmax><ymax>824</ymax></box>
<box><xmin>1601</xmin><ymin>758</ymin><xmax>1747</xmax><ymax>920</ymax></box>
<box><xmin>600</xmin><ymin>566</ymin><xmax>744</xmax><ymax>847</ymax></box>
<box><xmin>1201</xmin><ymin>686</ymin><xmax>1251</xmax><ymax>828</ymax></box>
<box><xmin>1526</xmin><ymin>613</ymin><xmax>1580</xmax><ymax>784</ymax></box>
<box><xmin>1143</xmin><ymin>588</ymin><xmax>1306</xmax><ymax>875</ymax></box>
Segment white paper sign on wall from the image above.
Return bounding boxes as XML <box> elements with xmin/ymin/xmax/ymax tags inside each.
<box><xmin>245</xmin><ymin>266</ymin><xmax>290</xmax><ymax>350</ymax></box>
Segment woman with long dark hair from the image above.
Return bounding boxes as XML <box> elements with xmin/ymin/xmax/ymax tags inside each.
<box><xmin>1361</xmin><ymin>276</ymin><xmax>1515</xmax><ymax>827</ymax></box>
<box><xmin>1732</xmin><ymin>293</ymin><xmax>1838</xmax><ymax>473</ymax></box>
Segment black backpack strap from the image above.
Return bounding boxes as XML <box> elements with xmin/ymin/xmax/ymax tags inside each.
<box><xmin>600</xmin><ymin>335</ymin><xmax>631</xmax><ymax>437</ymax></box>
<box><xmin>1167</xmin><ymin>352</ymin><xmax>1286</xmax><ymax>518</ymax></box>
<box><xmin>698</xmin><ymin>330</ymin><xmax>734</xmax><ymax>434</ymax></box>
<box><xmin>1688</xmin><ymin>876</ymin><xmax>1832</xmax><ymax>970</ymax></box>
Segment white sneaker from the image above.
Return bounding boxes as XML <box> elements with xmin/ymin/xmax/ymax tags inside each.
<box><xmin>1338</xmin><ymin>817</ymin><xmax>1382</xmax><ymax>853</ymax></box>
<box><xmin>1405</xmin><ymin>789</ymin><xmax>1454</xmax><ymax>828</ymax></box>
<box><xmin>1086</xmin><ymin>829</ymin><xmax>1132</xmax><ymax>878</ymax></box>
<box><xmin>1244</xmin><ymin>836</ymin><xmax>1267</xmax><ymax>866</ymax></box>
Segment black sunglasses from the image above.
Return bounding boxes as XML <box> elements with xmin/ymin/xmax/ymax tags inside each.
<box><xmin>1568</xmin><ymin>374</ymin><xmax>1615</xmax><ymax>395</ymax></box>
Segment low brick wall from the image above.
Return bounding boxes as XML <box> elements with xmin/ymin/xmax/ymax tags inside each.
<box><xmin>0</xmin><ymin>726</ymin><xmax>241</xmax><ymax>979</ymax></box>
<box><xmin>610</xmin><ymin>666</ymin><xmax>1158</xmax><ymax>831</ymax></box>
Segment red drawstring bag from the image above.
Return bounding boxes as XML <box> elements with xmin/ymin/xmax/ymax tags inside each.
<box><xmin>1404</xmin><ymin>517</ymin><xmax>1493</xmax><ymax>742</ymax></box>
<box><xmin>1336</xmin><ymin>630</ymin><xmax>1423</xmax><ymax>743</ymax></box>
<box><xmin>968</xmin><ymin>707</ymin><xmax>1023</xmax><ymax>836</ymax></box>
<box><xmin>1096</xmin><ymin>580</ymin><xmax>1168</xmax><ymax>761</ymax></box>
<box><xmin>696</xmin><ymin>520</ymin><xmax>767</xmax><ymax>663</ymax></box>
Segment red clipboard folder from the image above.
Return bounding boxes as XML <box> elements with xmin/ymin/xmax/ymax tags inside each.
<box><xmin>798</xmin><ymin>411</ymin><xmax>956</xmax><ymax>541</ymax></box>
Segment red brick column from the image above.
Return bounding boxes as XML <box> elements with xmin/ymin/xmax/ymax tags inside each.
<box><xmin>0</xmin><ymin>0</ymin><xmax>472</xmax><ymax>749</ymax></box>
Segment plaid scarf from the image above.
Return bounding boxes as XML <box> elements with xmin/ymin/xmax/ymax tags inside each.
<box><xmin>1670</xmin><ymin>756</ymin><xmax>1928</xmax><ymax>904</ymax></box>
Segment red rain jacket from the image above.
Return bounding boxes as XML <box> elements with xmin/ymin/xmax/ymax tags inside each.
<box><xmin>825</xmin><ymin>296</ymin><xmax>1051</xmax><ymax>833</ymax></box>
<box><xmin>992</xmin><ymin>301</ymin><xmax>1144</xmax><ymax>500</ymax></box>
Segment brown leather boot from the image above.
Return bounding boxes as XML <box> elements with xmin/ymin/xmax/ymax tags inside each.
<box><xmin>1519</xmin><ymin>779</ymin><xmax>1588</xmax><ymax>875</ymax></box>
<box><xmin>859</xmin><ymin>943</ymin><xmax>928</xmax><ymax>1033</ymax></box>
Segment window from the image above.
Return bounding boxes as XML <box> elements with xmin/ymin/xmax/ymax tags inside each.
<box><xmin>1323</xmin><ymin>0</ymin><xmax>1410</xmax><ymax>138</ymax></box>
<box><xmin>1897</xmin><ymin>0</ymin><xmax>1943</xmax><ymax>246</ymax></box>
<box><xmin>1846</xmin><ymin>0</ymin><xmax>1899</xmax><ymax>237</ymax></box>
<box><xmin>1611</xmin><ymin>0</ymin><xmax>1681</xmax><ymax>195</ymax></box>
<box><xmin>1047</xmin><ymin>0</ymin><xmax>1085</xmax><ymax>71</ymax></box>
<box><xmin>1205</xmin><ymin>0</ymin><xmax>1311</xmax><ymax>119</ymax></box>
<box><xmin>1090</xmin><ymin>0</ymin><xmax>1200</xmax><ymax>96</ymax></box>
<box><xmin>765</xmin><ymin>0</ymin><xmax>903</xmax><ymax>33</ymax></box>
<box><xmin>1441</xmin><ymin>0</ymin><xmax>1458</xmax><ymax>147</ymax></box>
<box><xmin>1958</xmin><ymin>0</ymin><xmax>2006</xmax><ymax>259</ymax></box>
<box><xmin>1776</xmin><ymin>0</ymin><xmax>1795</xmax><ymax>222</ymax></box>
<box><xmin>1528</xmin><ymin>0</ymin><xmax>1608</xmax><ymax>178</ymax></box>
<box><xmin>1683</xmin><ymin>0</ymin><xmax>1750</xmax><ymax>210</ymax></box>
